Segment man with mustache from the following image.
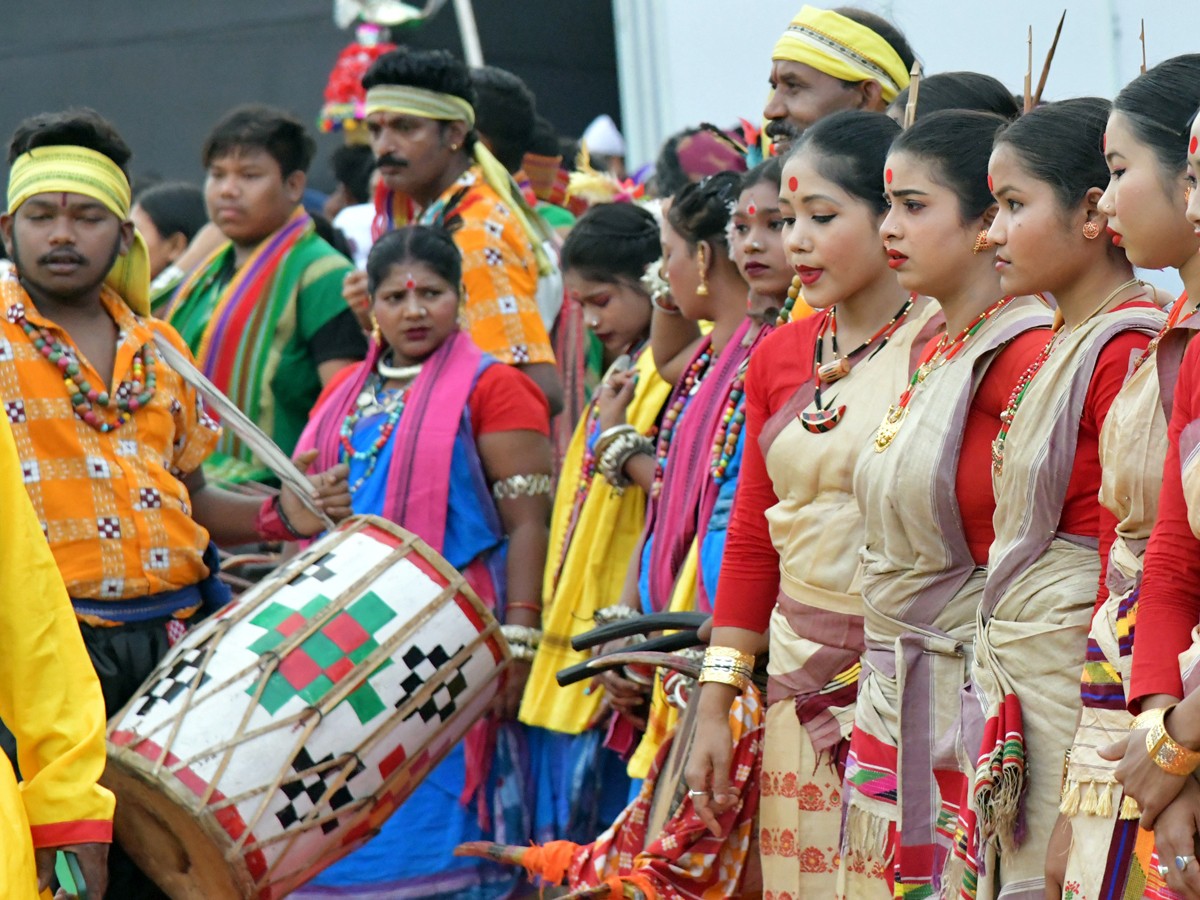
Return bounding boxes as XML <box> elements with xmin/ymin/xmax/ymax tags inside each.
<box><xmin>357</xmin><ymin>47</ymin><xmax>564</xmax><ymax>414</ymax></box>
<box><xmin>765</xmin><ymin>5</ymin><xmax>917</xmax><ymax>154</ymax></box>
<box><xmin>0</xmin><ymin>108</ymin><xmax>351</xmax><ymax>897</ymax></box>
<box><xmin>167</xmin><ymin>105</ymin><xmax>368</xmax><ymax>483</ymax></box>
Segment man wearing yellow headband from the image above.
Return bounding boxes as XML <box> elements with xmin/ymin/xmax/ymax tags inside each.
<box><xmin>0</xmin><ymin>109</ymin><xmax>352</xmax><ymax>896</ymax></box>
<box><xmin>358</xmin><ymin>47</ymin><xmax>564</xmax><ymax>414</ymax></box>
<box><xmin>765</xmin><ymin>5</ymin><xmax>916</xmax><ymax>153</ymax></box>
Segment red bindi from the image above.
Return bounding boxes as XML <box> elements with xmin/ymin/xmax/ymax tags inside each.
<box><xmin>405</xmin><ymin>273</ymin><xmax>416</xmax><ymax>290</ymax></box>
<box><xmin>885</xmin><ymin>168</ymin><xmax>893</xmax><ymax>185</ymax></box>
<box><xmin>1191</xmin><ymin>135</ymin><xmax>1198</xmax><ymax>155</ymax></box>
<box><xmin>787</xmin><ymin>176</ymin><xmax>798</xmax><ymax>192</ymax></box>
<box><xmin>747</xmin><ymin>202</ymin><xmax>757</xmax><ymax>216</ymax></box>
<box><xmin>987</xmin><ymin>174</ymin><xmax>995</xmax><ymax>192</ymax></box>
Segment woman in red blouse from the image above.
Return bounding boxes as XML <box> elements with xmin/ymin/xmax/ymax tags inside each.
<box><xmin>1050</xmin><ymin>57</ymin><xmax>1200</xmax><ymax>900</ymax></box>
<box><xmin>951</xmin><ymin>98</ymin><xmax>1162</xmax><ymax>899</ymax></box>
<box><xmin>683</xmin><ymin>109</ymin><xmax>939</xmax><ymax>899</ymax></box>
<box><xmin>841</xmin><ymin>109</ymin><xmax>1050</xmax><ymax>898</ymax></box>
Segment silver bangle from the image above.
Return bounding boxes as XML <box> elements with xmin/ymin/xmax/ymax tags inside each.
<box><xmin>599</xmin><ymin>431</ymin><xmax>654</xmax><ymax>490</ymax></box>
<box><xmin>501</xmin><ymin>623</ymin><xmax>542</xmax><ymax>648</ymax></box>
<box><xmin>593</xmin><ymin>604</ymin><xmax>640</xmax><ymax>626</ymax></box>
<box><xmin>592</xmin><ymin>424</ymin><xmax>637</xmax><ymax>461</ymax></box>
<box><xmin>506</xmin><ymin>641</ymin><xmax>537</xmax><ymax>662</ymax></box>
<box><xmin>491</xmin><ymin>473</ymin><xmax>553</xmax><ymax>501</ymax></box>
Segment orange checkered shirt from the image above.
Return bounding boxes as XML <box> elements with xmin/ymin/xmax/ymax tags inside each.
<box><xmin>0</xmin><ymin>277</ymin><xmax>220</xmax><ymax>605</ymax></box>
<box><xmin>419</xmin><ymin>166</ymin><xmax>555</xmax><ymax>366</ymax></box>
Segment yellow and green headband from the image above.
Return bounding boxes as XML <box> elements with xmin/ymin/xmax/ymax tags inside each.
<box><xmin>362</xmin><ymin>84</ymin><xmax>555</xmax><ymax>277</ymax></box>
<box><xmin>773</xmin><ymin>5</ymin><xmax>911</xmax><ymax>103</ymax></box>
<box><xmin>7</xmin><ymin>144</ymin><xmax>151</xmax><ymax>316</ymax></box>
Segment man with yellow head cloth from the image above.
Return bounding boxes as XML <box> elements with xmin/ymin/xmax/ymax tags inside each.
<box><xmin>0</xmin><ymin>109</ymin><xmax>351</xmax><ymax>896</ymax></box>
<box><xmin>765</xmin><ymin>5</ymin><xmax>917</xmax><ymax>153</ymax></box>
<box><xmin>359</xmin><ymin>47</ymin><xmax>565</xmax><ymax>415</ymax></box>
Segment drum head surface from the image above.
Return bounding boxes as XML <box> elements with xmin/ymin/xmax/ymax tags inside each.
<box><xmin>103</xmin><ymin>753</ymin><xmax>252</xmax><ymax>899</ymax></box>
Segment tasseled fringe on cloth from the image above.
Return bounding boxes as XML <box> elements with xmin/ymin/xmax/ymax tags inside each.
<box><xmin>975</xmin><ymin>761</ymin><xmax>1025</xmax><ymax>849</ymax></box>
<box><xmin>939</xmin><ymin>851</ymin><xmax>968</xmax><ymax>900</ymax></box>
<box><xmin>1058</xmin><ymin>777</ymin><xmax>1140</xmax><ymax>820</ymax></box>
<box><xmin>844</xmin><ymin>802</ymin><xmax>893</xmax><ymax>859</ymax></box>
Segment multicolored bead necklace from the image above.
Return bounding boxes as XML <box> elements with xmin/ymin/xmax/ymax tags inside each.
<box><xmin>339</xmin><ymin>375</ymin><xmax>408</xmax><ymax>493</ymax></box>
<box><xmin>992</xmin><ymin>278</ymin><xmax>1145</xmax><ymax>477</ymax></box>
<box><xmin>710</xmin><ymin>360</ymin><xmax>748</xmax><ymax>480</ymax></box>
<box><xmin>776</xmin><ymin>275</ymin><xmax>802</xmax><ymax>325</ymax></box>
<box><xmin>655</xmin><ymin>343</ymin><xmax>713</xmax><ymax>487</ymax></box>
<box><xmin>11</xmin><ymin>303</ymin><xmax>156</xmax><ymax>433</ymax></box>
<box><xmin>800</xmin><ymin>295</ymin><xmax>914</xmax><ymax>434</ymax></box>
<box><xmin>874</xmin><ymin>295</ymin><xmax>1013</xmax><ymax>452</ymax></box>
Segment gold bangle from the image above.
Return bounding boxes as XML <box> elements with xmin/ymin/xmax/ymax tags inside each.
<box><xmin>703</xmin><ymin>645</ymin><xmax>756</xmax><ymax>671</ymax></box>
<box><xmin>699</xmin><ymin>666</ymin><xmax>750</xmax><ymax>692</ymax></box>
<box><xmin>1143</xmin><ymin>706</ymin><xmax>1200</xmax><ymax>776</ymax></box>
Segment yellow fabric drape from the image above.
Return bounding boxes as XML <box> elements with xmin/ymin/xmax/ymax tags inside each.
<box><xmin>627</xmin><ymin>540</ymin><xmax>699</xmax><ymax>780</ymax></box>
<box><xmin>773</xmin><ymin>5</ymin><xmax>910</xmax><ymax>103</ymax></box>
<box><xmin>520</xmin><ymin>349</ymin><xmax>671</xmax><ymax>734</ymax></box>
<box><xmin>7</xmin><ymin>145</ymin><xmax>150</xmax><ymax>316</ymax></box>
<box><xmin>0</xmin><ymin>415</ymin><xmax>113</xmax><ymax>899</ymax></box>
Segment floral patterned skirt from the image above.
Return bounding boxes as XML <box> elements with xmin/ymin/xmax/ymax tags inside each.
<box><xmin>759</xmin><ymin>701</ymin><xmax>846</xmax><ymax>898</ymax></box>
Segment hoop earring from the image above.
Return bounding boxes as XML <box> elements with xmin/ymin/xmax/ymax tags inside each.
<box><xmin>696</xmin><ymin>244</ymin><xmax>710</xmax><ymax>297</ymax></box>
<box><xmin>972</xmin><ymin>230</ymin><xmax>991</xmax><ymax>254</ymax></box>
<box><xmin>1082</xmin><ymin>221</ymin><xmax>1102</xmax><ymax>240</ymax></box>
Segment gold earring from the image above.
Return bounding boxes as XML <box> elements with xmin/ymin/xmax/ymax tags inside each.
<box><xmin>1082</xmin><ymin>221</ymin><xmax>1102</xmax><ymax>240</ymax></box>
<box><xmin>370</xmin><ymin>315</ymin><xmax>382</xmax><ymax>345</ymax></box>
<box><xmin>696</xmin><ymin>244</ymin><xmax>710</xmax><ymax>297</ymax></box>
<box><xmin>972</xmin><ymin>229</ymin><xmax>991</xmax><ymax>254</ymax></box>
<box><xmin>449</xmin><ymin>142</ymin><xmax>460</xmax><ymax>152</ymax></box>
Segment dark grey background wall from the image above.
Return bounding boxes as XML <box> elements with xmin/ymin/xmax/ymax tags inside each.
<box><xmin>0</xmin><ymin>2</ymin><xmax>620</xmax><ymax>194</ymax></box>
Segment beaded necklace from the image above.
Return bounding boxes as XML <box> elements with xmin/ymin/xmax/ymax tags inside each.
<box><xmin>710</xmin><ymin>359</ymin><xmax>748</xmax><ymax>480</ymax></box>
<box><xmin>339</xmin><ymin>374</ymin><xmax>408</xmax><ymax>493</ymax></box>
<box><xmin>1132</xmin><ymin>294</ymin><xmax>1194</xmax><ymax>374</ymax></box>
<box><xmin>654</xmin><ymin>343</ymin><xmax>713</xmax><ymax>487</ymax></box>
<box><xmin>11</xmin><ymin>303</ymin><xmax>156</xmax><ymax>433</ymax></box>
<box><xmin>800</xmin><ymin>295</ymin><xmax>914</xmax><ymax>434</ymax></box>
<box><xmin>776</xmin><ymin>275</ymin><xmax>802</xmax><ymax>325</ymax></box>
<box><xmin>874</xmin><ymin>295</ymin><xmax>1013</xmax><ymax>453</ymax></box>
<box><xmin>991</xmin><ymin>279</ymin><xmax>1144</xmax><ymax>477</ymax></box>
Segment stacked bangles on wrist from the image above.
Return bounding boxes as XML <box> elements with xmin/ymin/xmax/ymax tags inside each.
<box><xmin>593</xmin><ymin>425</ymin><xmax>654</xmax><ymax>492</ymax></box>
<box><xmin>698</xmin><ymin>645</ymin><xmax>755</xmax><ymax>692</ymax></box>
<box><xmin>1132</xmin><ymin>705</ymin><xmax>1200</xmax><ymax>776</ymax></box>
<box><xmin>593</xmin><ymin>604</ymin><xmax>640</xmax><ymax>626</ymax></box>
<box><xmin>501</xmin><ymin>623</ymin><xmax>542</xmax><ymax>663</ymax></box>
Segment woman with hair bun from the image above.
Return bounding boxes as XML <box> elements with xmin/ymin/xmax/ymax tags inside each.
<box><xmin>685</xmin><ymin>110</ymin><xmax>938</xmax><ymax>898</ymax></box>
<box><xmin>949</xmin><ymin>98</ymin><xmax>1163</xmax><ymax>899</ymax></box>
<box><xmin>1084</xmin><ymin>58</ymin><xmax>1200</xmax><ymax>900</ymax></box>
<box><xmin>293</xmin><ymin>224</ymin><xmax>553</xmax><ymax>899</ymax></box>
<box><xmin>839</xmin><ymin>109</ymin><xmax>1051</xmax><ymax>898</ymax></box>
<box><xmin>519</xmin><ymin>201</ymin><xmax>672</xmax><ymax>843</ymax></box>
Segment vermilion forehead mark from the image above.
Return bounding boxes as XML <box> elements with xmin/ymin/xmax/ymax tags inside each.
<box><xmin>1102</xmin><ymin>133</ymin><xmax>1107</xmax><ymax>152</ymax></box>
<box><xmin>60</xmin><ymin>193</ymin><xmax>68</xmax><ymax>208</ymax></box>
<box><xmin>405</xmin><ymin>273</ymin><xmax>416</xmax><ymax>290</ymax></box>
<box><xmin>747</xmin><ymin>202</ymin><xmax>757</xmax><ymax>216</ymax></box>
<box><xmin>987</xmin><ymin>175</ymin><xmax>995</xmax><ymax>192</ymax></box>
<box><xmin>788</xmin><ymin>176</ymin><xmax>798</xmax><ymax>192</ymax></box>
<box><xmin>885</xmin><ymin>168</ymin><xmax>893</xmax><ymax>184</ymax></box>
<box><xmin>1192</xmin><ymin>135</ymin><xmax>1198</xmax><ymax>154</ymax></box>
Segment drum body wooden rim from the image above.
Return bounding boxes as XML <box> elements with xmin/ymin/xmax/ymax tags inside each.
<box><xmin>105</xmin><ymin>514</ymin><xmax>508</xmax><ymax>899</ymax></box>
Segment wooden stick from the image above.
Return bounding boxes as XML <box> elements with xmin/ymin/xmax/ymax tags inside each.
<box><xmin>1032</xmin><ymin>10</ymin><xmax>1067</xmax><ymax>109</ymax></box>
<box><xmin>1140</xmin><ymin>19</ymin><xmax>1147</xmax><ymax>74</ymax></box>
<box><xmin>902</xmin><ymin>61</ymin><xmax>922</xmax><ymax>129</ymax></box>
<box><xmin>1023</xmin><ymin>26</ymin><xmax>1034</xmax><ymax>114</ymax></box>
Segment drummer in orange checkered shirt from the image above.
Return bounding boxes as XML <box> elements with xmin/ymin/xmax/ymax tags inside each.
<box><xmin>0</xmin><ymin>108</ymin><xmax>354</xmax><ymax>896</ymax></box>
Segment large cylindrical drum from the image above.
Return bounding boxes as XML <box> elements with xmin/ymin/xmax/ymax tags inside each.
<box><xmin>103</xmin><ymin>515</ymin><xmax>509</xmax><ymax>899</ymax></box>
